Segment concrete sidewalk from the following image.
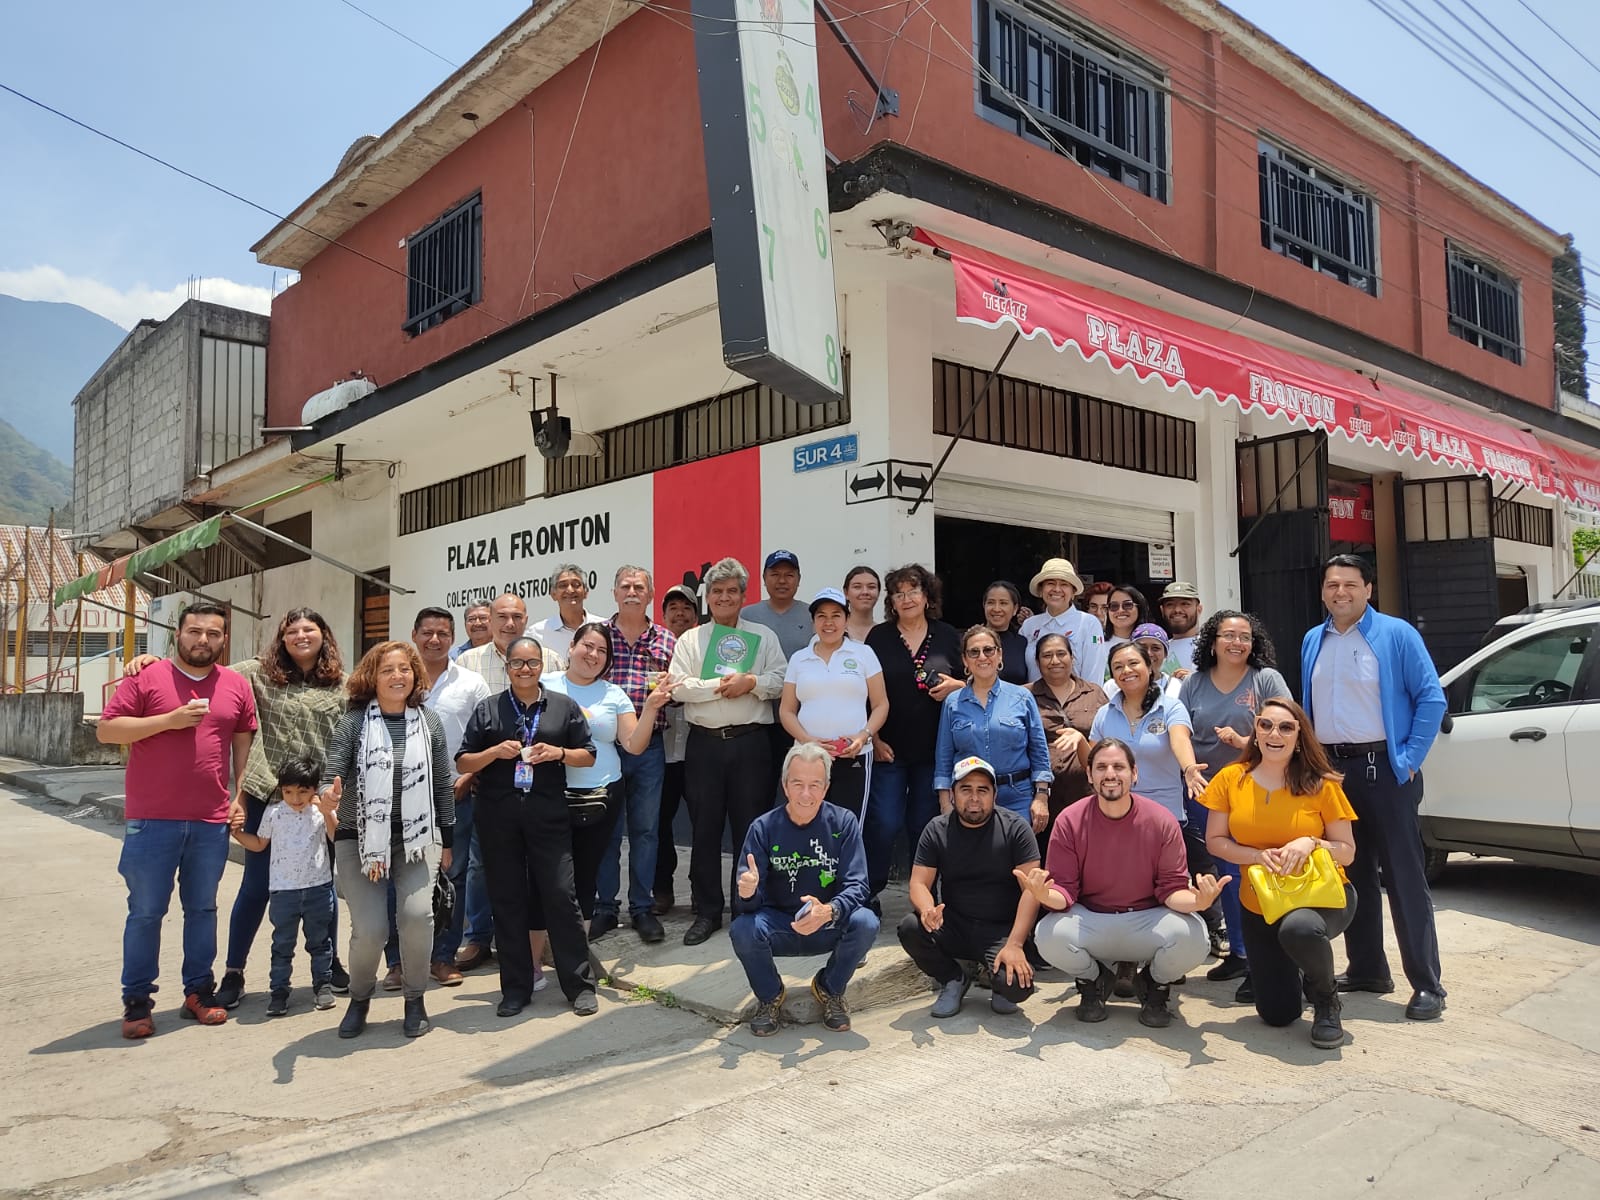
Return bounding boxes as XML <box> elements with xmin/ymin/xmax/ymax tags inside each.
<box><xmin>0</xmin><ymin>753</ymin><xmax>934</xmax><ymax>1024</ymax></box>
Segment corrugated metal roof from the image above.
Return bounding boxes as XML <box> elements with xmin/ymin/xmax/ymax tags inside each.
<box><xmin>0</xmin><ymin>526</ymin><xmax>149</xmax><ymax>617</ymax></box>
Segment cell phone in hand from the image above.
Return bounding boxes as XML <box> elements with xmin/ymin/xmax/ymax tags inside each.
<box><xmin>795</xmin><ymin>900</ymin><xmax>814</xmax><ymax>920</ymax></box>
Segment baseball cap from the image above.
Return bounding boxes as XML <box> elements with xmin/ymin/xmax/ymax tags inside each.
<box><xmin>662</xmin><ymin>584</ymin><xmax>698</xmax><ymax>610</ymax></box>
<box><xmin>1131</xmin><ymin>622</ymin><xmax>1169</xmax><ymax>647</ymax></box>
<box><xmin>951</xmin><ymin>756</ymin><xmax>997</xmax><ymax>785</ymax></box>
<box><xmin>1160</xmin><ymin>581</ymin><xmax>1200</xmax><ymax>601</ymax></box>
<box><xmin>764</xmin><ymin>550</ymin><xmax>800</xmax><ymax>571</ymax></box>
<box><xmin>808</xmin><ymin>586</ymin><xmax>848</xmax><ymax>615</ymax></box>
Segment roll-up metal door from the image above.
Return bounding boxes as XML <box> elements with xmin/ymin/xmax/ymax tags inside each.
<box><xmin>936</xmin><ymin>477</ymin><xmax>1174</xmax><ymax>543</ymax></box>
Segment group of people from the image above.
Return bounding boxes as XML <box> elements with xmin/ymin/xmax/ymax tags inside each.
<box><xmin>104</xmin><ymin>548</ymin><xmax>1447</xmax><ymax>1053</ymax></box>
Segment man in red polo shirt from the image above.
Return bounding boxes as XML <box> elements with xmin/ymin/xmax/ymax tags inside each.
<box><xmin>98</xmin><ymin>601</ymin><xmax>257</xmax><ymax>1038</ymax></box>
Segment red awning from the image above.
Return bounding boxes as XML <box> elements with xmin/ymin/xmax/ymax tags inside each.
<box><xmin>914</xmin><ymin>228</ymin><xmax>1600</xmax><ymax>508</ymax></box>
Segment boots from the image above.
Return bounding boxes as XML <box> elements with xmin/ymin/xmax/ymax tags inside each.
<box><xmin>337</xmin><ymin>998</ymin><xmax>370</xmax><ymax>1039</ymax></box>
<box><xmin>403</xmin><ymin>995</ymin><xmax>431</xmax><ymax>1038</ymax></box>
<box><xmin>1075</xmin><ymin>964</ymin><xmax>1114</xmax><ymax>1023</ymax></box>
<box><xmin>1135</xmin><ymin>966</ymin><xmax>1172</xmax><ymax>1028</ymax></box>
<box><xmin>1309</xmin><ymin>988</ymin><xmax>1344</xmax><ymax>1049</ymax></box>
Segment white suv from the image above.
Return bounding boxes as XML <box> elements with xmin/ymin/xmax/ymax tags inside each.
<box><xmin>1420</xmin><ymin>607</ymin><xmax>1600</xmax><ymax>880</ymax></box>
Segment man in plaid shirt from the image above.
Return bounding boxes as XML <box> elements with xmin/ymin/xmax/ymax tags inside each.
<box><xmin>596</xmin><ymin>565</ymin><xmax>678</xmax><ymax>944</ymax></box>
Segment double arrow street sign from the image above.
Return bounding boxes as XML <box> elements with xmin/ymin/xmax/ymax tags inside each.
<box><xmin>845</xmin><ymin>459</ymin><xmax>934</xmax><ymax>505</ymax></box>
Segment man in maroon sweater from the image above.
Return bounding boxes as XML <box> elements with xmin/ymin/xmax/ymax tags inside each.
<box><xmin>1019</xmin><ymin>738</ymin><xmax>1227</xmax><ymax>1027</ymax></box>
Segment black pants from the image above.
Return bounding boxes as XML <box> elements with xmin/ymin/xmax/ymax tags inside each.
<box><xmin>825</xmin><ymin>757</ymin><xmax>867</xmax><ymax>820</ymax></box>
<box><xmin>1335</xmin><ymin>751</ymin><xmax>1443</xmax><ymax>994</ymax></box>
<box><xmin>530</xmin><ymin>781</ymin><xmax>622</xmax><ymax>923</ymax></box>
<box><xmin>896</xmin><ymin>910</ymin><xmax>1034</xmax><ymax>1003</ymax></box>
<box><xmin>765</xmin><ymin>723</ymin><xmax>794</xmax><ymax>803</ymax></box>
<box><xmin>475</xmin><ymin>789</ymin><xmax>595</xmax><ymax>1003</ymax></box>
<box><xmin>653</xmin><ymin>759</ymin><xmax>686</xmax><ymax>895</ymax></box>
<box><xmin>685</xmin><ymin>726</ymin><xmax>771</xmax><ymax>920</ymax></box>
<box><xmin>1238</xmin><ymin>884</ymin><xmax>1357</xmax><ymax>1026</ymax></box>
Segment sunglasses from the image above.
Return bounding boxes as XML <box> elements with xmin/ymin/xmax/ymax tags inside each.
<box><xmin>1108</xmin><ymin>600</ymin><xmax>1137</xmax><ymax>612</ymax></box>
<box><xmin>965</xmin><ymin>645</ymin><xmax>1000</xmax><ymax>658</ymax></box>
<box><xmin>1255</xmin><ymin>718</ymin><xmax>1299</xmax><ymax>736</ymax></box>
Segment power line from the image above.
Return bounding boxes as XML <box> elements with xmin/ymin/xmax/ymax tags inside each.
<box><xmin>1513</xmin><ymin>0</ymin><xmax>1600</xmax><ymax>82</ymax></box>
<box><xmin>1457</xmin><ymin>0</ymin><xmax>1600</xmax><ymax>139</ymax></box>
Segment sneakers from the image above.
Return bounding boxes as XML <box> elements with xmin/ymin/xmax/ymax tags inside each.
<box><xmin>121</xmin><ymin>997</ymin><xmax>155</xmax><ymax>1040</ymax></box>
<box><xmin>266</xmin><ymin>990</ymin><xmax>290</xmax><ymax>1017</ymax></box>
<box><xmin>1206</xmin><ymin>954</ymin><xmax>1249</xmax><ymax>982</ymax></box>
<box><xmin>338</xmin><ymin>999</ymin><xmax>370</xmax><ymax>1039</ymax></box>
<box><xmin>1075</xmin><ymin>964</ymin><xmax>1115</xmax><ymax>1023</ymax></box>
<box><xmin>1310</xmin><ymin>991</ymin><xmax>1345</xmax><ymax>1049</ymax></box>
<box><xmin>532</xmin><ymin>967</ymin><xmax>550</xmax><ymax>993</ymax></box>
<box><xmin>329</xmin><ymin>958</ymin><xmax>350</xmax><ymax>994</ymax></box>
<box><xmin>749</xmin><ymin>987</ymin><xmax>786</xmax><ymax>1037</ymax></box>
<box><xmin>810</xmin><ymin>973</ymin><xmax>851</xmax><ymax>1033</ymax></box>
<box><xmin>313</xmin><ymin>984</ymin><xmax>337</xmax><ymax>1011</ymax></box>
<box><xmin>215</xmin><ymin>970</ymin><xmax>246</xmax><ymax>1010</ymax></box>
<box><xmin>382</xmin><ymin>964</ymin><xmax>404</xmax><ymax>991</ymax></box>
<box><xmin>181</xmin><ymin>991</ymin><xmax>228</xmax><ymax>1026</ymax></box>
<box><xmin>930</xmin><ymin>976</ymin><xmax>970</xmax><ymax>1019</ymax></box>
<box><xmin>572</xmin><ymin>991</ymin><xmax>599</xmax><ymax>1017</ymax></box>
<box><xmin>1135</xmin><ymin>966</ymin><xmax>1172</xmax><ymax>1029</ymax></box>
<box><xmin>430</xmin><ymin>961</ymin><xmax>464</xmax><ymax>987</ymax></box>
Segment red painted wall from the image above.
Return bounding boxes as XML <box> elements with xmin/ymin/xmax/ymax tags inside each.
<box><xmin>268</xmin><ymin>0</ymin><xmax>1559</xmax><ymax>426</ymax></box>
<box><xmin>651</xmin><ymin>447</ymin><xmax>761</xmax><ymax>613</ymax></box>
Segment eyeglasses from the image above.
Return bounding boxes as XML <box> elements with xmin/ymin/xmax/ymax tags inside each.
<box><xmin>1255</xmin><ymin>718</ymin><xmax>1299</xmax><ymax>736</ymax></box>
<box><xmin>964</xmin><ymin>645</ymin><xmax>1000</xmax><ymax>658</ymax></box>
<box><xmin>892</xmin><ymin>588</ymin><xmax>924</xmax><ymax>600</ymax></box>
<box><xmin>1108</xmin><ymin>600</ymin><xmax>1137</xmax><ymax>612</ymax></box>
<box><xmin>507</xmin><ymin>659</ymin><xmax>542</xmax><ymax>672</ymax></box>
<box><xmin>1217</xmin><ymin>632</ymin><xmax>1253</xmax><ymax>644</ymax></box>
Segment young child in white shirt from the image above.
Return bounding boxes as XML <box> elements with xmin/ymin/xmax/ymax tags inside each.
<box><xmin>230</xmin><ymin>756</ymin><xmax>338</xmax><ymax>1015</ymax></box>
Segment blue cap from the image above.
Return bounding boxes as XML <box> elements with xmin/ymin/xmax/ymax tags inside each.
<box><xmin>764</xmin><ymin>550</ymin><xmax>800</xmax><ymax>571</ymax></box>
<box><xmin>808</xmin><ymin>586</ymin><xmax>848</xmax><ymax>615</ymax></box>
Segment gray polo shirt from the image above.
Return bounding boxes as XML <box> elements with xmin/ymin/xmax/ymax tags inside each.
<box><xmin>741</xmin><ymin>598</ymin><xmax>814</xmax><ymax>660</ymax></box>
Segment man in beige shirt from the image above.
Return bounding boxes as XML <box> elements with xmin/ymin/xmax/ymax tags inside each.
<box><xmin>668</xmin><ymin>557</ymin><xmax>788</xmax><ymax>945</ymax></box>
<box><xmin>458</xmin><ymin>593</ymin><xmax>562</xmax><ymax>691</ymax></box>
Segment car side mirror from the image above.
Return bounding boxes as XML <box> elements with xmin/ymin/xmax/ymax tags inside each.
<box><xmin>1439</xmin><ymin>712</ymin><xmax>1453</xmax><ymax>734</ymax></box>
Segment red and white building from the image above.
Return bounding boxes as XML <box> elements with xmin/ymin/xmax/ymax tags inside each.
<box><xmin>192</xmin><ymin>0</ymin><xmax>1600</xmax><ymax>681</ymax></box>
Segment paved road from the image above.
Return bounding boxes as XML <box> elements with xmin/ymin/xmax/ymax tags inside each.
<box><xmin>4</xmin><ymin>783</ymin><xmax>1599</xmax><ymax>1198</ymax></box>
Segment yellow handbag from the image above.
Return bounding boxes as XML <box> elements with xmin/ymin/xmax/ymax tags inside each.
<box><xmin>1247</xmin><ymin>847</ymin><xmax>1346</xmax><ymax>924</ymax></box>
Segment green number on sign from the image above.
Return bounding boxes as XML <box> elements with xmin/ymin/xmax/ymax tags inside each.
<box><xmin>761</xmin><ymin>223</ymin><xmax>776</xmax><ymax>281</ymax></box>
<box><xmin>825</xmin><ymin>335</ymin><xmax>839</xmax><ymax>387</ymax></box>
<box><xmin>814</xmin><ymin>209</ymin><xmax>829</xmax><ymax>260</ymax></box>
<box><xmin>747</xmin><ymin>82</ymin><xmax>766</xmax><ymax>143</ymax></box>
<box><xmin>804</xmin><ymin>83</ymin><xmax>820</xmax><ymax>136</ymax></box>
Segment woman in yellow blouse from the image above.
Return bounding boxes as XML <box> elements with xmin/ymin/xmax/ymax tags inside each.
<box><xmin>1200</xmin><ymin>697</ymin><xmax>1357</xmax><ymax>1050</ymax></box>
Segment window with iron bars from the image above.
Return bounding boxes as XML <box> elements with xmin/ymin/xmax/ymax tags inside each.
<box><xmin>932</xmin><ymin>359</ymin><xmax>1196</xmax><ymax>480</ymax></box>
<box><xmin>398</xmin><ymin>457</ymin><xmax>526</xmax><ymax>536</ymax></box>
<box><xmin>976</xmin><ymin>0</ymin><xmax>1169</xmax><ymax>202</ymax></box>
<box><xmin>1446</xmin><ymin>244</ymin><xmax>1522</xmax><ymax>365</ymax></box>
<box><xmin>1259</xmin><ymin>141</ymin><xmax>1377</xmax><ymax>295</ymax></box>
<box><xmin>403</xmin><ymin>194</ymin><xmax>483</xmax><ymax>336</ymax></box>
<box><xmin>545</xmin><ymin>380</ymin><xmax>849</xmax><ymax>496</ymax></box>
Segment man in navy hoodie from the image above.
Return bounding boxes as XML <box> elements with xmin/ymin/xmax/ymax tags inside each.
<box><xmin>730</xmin><ymin>742</ymin><xmax>878</xmax><ymax>1037</ymax></box>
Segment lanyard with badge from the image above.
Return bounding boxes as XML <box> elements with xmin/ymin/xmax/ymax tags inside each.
<box><xmin>508</xmin><ymin>693</ymin><xmax>544</xmax><ymax>792</ymax></box>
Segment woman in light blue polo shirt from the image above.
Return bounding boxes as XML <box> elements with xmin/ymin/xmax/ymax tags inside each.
<box><xmin>1090</xmin><ymin>641</ymin><xmax>1203</xmax><ymax>824</ymax></box>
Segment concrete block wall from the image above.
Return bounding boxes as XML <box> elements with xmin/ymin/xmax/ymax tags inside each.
<box><xmin>0</xmin><ymin>692</ymin><xmax>120</xmax><ymax>766</ymax></box>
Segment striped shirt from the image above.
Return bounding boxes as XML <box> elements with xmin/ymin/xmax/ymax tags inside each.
<box><xmin>321</xmin><ymin>706</ymin><xmax>455</xmax><ymax>848</ymax></box>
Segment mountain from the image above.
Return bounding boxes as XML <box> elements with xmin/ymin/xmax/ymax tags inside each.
<box><xmin>0</xmin><ymin>416</ymin><xmax>73</xmax><ymax>525</ymax></box>
<box><xmin>0</xmin><ymin>294</ymin><xmax>126</xmax><ymax>464</ymax></box>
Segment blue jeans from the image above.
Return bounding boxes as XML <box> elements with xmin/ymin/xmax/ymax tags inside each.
<box><xmin>227</xmin><ymin>795</ymin><xmax>340</xmax><ymax>970</ymax></box>
<box><xmin>597</xmin><ymin>733</ymin><xmax>664</xmax><ymax>918</ymax></box>
<box><xmin>1185</xmin><ymin>797</ymin><xmax>1245</xmax><ymax>957</ymax></box>
<box><xmin>267</xmin><ymin>882</ymin><xmax>335</xmax><ymax>993</ymax></box>
<box><xmin>461</xmin><ymin>795</ymin><xmax>494</xmax><ymax>947</ymax></box>
<box><xmin>433</xmin><ymin>794</ymin><xmax>479</xmax><ymax>962</ymax></box>
<box><xmin>864</xmin><ymin>759</ymin><xmax>937</xmax><ymax>897</ymax></box>
<box><xmin>730</xmin><ymin>905</ymin><xmax>881</xmax><ymax>1003</ymax></box>
<box><xmin>118</xmin><ymin>818</ymin><xmax>231</xmax><ymax>1002</ymax></box>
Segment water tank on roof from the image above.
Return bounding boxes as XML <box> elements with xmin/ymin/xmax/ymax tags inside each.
<box><xmin>301</xmin><ymin>377</ymin><xmax>376</xmax><ymax>425</ymax></box>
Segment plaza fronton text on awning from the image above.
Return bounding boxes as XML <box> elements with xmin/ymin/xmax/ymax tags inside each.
<box><xmin>912</xmin><ymin>228</ymin><xmax>1600</xmax><ymax>510</ymax></box>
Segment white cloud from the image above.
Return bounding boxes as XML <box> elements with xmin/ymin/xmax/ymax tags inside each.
<box><xmin>0</xmin><ymin>265</ymin><xmax>293</xmax><ymax>329</ymax></box>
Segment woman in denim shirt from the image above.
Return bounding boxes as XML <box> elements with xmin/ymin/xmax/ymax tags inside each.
<box><xmin>935</xmin><ymin>626</ymin><xmax>1053</xmax><ymax>830</ymax></box>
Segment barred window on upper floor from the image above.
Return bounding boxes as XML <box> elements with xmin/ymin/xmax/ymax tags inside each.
<box><xmin>403</xmin><ymin>193</ymin><xmax>483</xmax><ymax>336</ymax></box>
<box><xmin>1259</xmin><ymin>141</ymin><xmax>1377</xmax><ymax>295</ymax></box>
<box><xmin>1446</xmin><ymin>243</ymin><xmax>1523</xmax><ymax>365</ymax></box>
<box><xmin>976</xmin><ymin>0</ymin><xmax>1170</xmax><ymax>202</ymax></box>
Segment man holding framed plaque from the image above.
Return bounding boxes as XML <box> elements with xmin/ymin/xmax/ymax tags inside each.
<box><xmin>667</xmin><ymin>557</ymin><xmax>789</xmax><ymax>945</ymax></box>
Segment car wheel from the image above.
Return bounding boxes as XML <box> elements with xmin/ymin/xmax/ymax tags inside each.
<box><xmin>1423</xmin><ymin>845</ymin><xmax>1449</xmax><ymax>885</ymax></box>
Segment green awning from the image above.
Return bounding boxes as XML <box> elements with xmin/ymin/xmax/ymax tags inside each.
<box><xmin>53</xmin><ymin>516</ymin><xmax>222</xmax><ymax>607</ymax></box>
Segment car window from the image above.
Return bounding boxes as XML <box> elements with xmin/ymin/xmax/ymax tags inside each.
<box><xmin>1464</xmin><ymin>623</ymin><xmax>1594</xmax><ymax>714</ymax></box>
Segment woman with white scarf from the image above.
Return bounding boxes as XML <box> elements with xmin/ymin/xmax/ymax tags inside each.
<box><xmin>319</xmin><ymin>641</ymin><xmax>454</xmax><ymax>1040</ymax></box>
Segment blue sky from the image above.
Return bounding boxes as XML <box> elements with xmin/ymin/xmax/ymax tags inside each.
<box><xmin>2</xmin><ymin>0</ymin><xmax>1597</xmax><ymax>368</ymax></box>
